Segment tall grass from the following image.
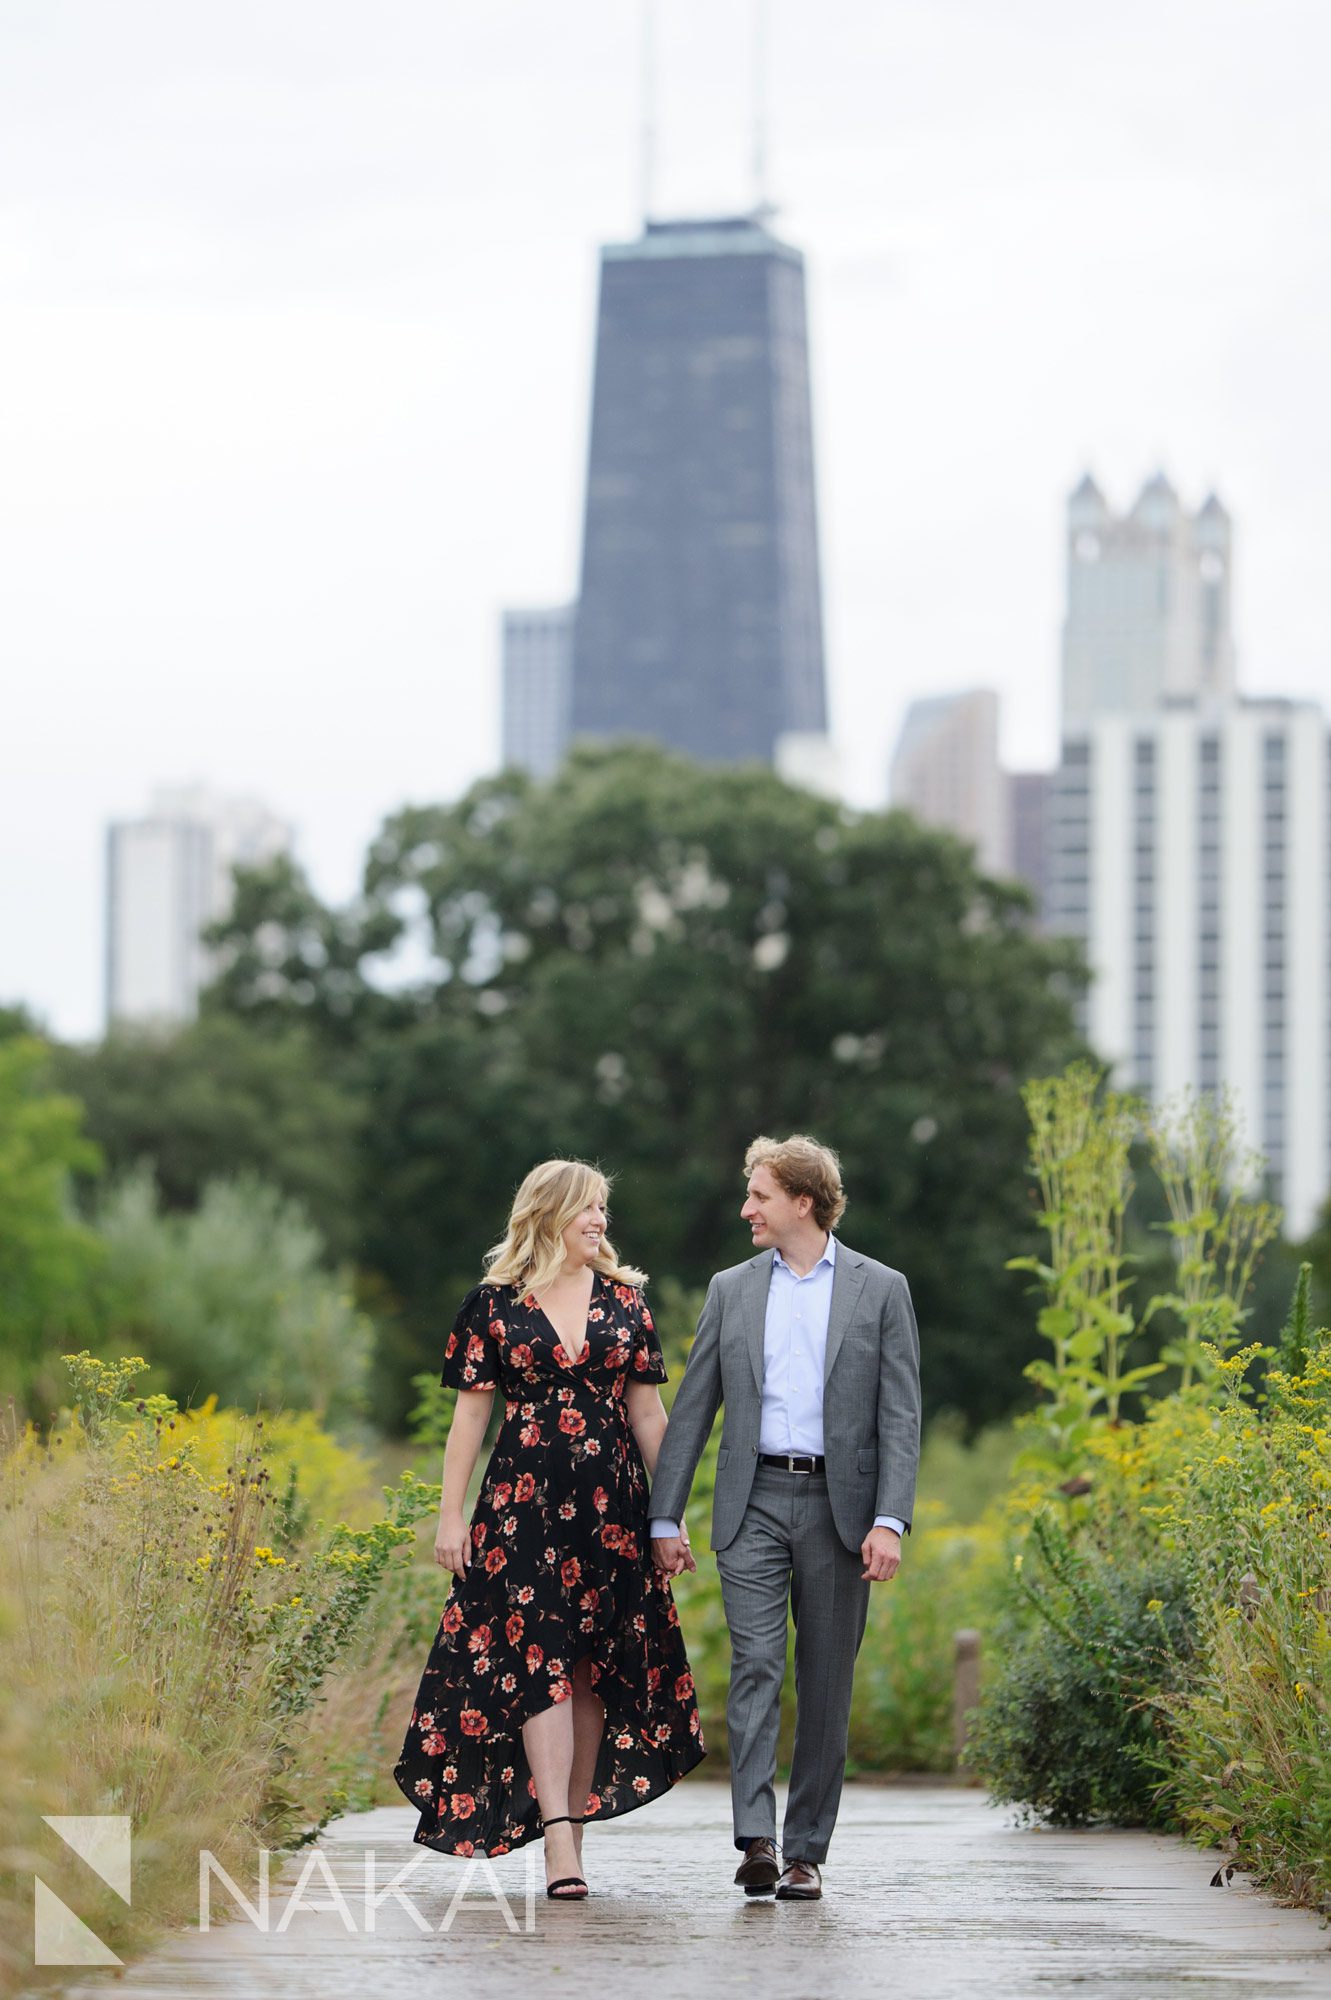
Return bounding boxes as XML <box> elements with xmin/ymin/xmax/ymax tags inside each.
<box><xmin>0</xmin><ymin>1357</ymin><xmax>428</xmax><ymax>1999</ymax></box>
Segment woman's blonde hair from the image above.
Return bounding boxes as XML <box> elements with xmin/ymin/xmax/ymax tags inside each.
<box><xmin>484</xmin><ymin>1159</ymin><xmax>646</xmax><ymax>1297</ymax></box>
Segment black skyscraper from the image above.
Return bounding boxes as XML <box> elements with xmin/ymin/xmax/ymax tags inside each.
<box><xmin>568</xmin><ymin>214</ymin><xmax>828</xmax><ymax>764</ymax></box>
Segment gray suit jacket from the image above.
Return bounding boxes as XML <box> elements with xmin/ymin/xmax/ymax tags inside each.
<box><xmin>649</xmin><ymin>1240</ymin><xmax>922</xmax><ymax>1555</ymax></box>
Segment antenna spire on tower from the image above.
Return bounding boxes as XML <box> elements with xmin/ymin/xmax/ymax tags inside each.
<box><xmin>640</xmin><ymin>0</ymin><xmax>657</xmax><ymax>226</ymax></box>
<box><xmin>752</xmin><ymin>0</ymin><xmax>770</xmax><ymax>218</ymax></box>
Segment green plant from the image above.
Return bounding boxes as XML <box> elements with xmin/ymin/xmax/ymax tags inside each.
<box><xmin>0</xmin><ymin>1354</ymin><xmax>418</xmax><ymax>1995</ymax></box>
<box><xmin>1143</xmin><ymin>1089</ymin><xmax>1280</xmax><ymax>1391</ymax></box>
<box><xmin>969</xmin><ymin>1515</ymin><xmax>1193</xmax><ymax>1825</ymax></box>
<box><xmin>1008</xmin><ymin>1063</ymin><xmax>1161</xmax><ymax>1481</ymax></box>
<box><xmin>96</xmin><ymin>1167</ymin><xmax>374</xmax><ymax>1426</ymax></box>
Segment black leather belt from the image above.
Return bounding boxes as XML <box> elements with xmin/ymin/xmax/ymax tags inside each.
<box><xmin>759</xmin><ymin>1452</ymin><xmax>825</xmax><ymax>1474</ymax></box>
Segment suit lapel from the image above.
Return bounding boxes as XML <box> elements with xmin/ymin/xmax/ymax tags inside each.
<box><xmin>824</xmin><ymin>1247</ymin><xmax>867</xmax><ymax>1385</ymax></box>
<box><xmin>742</xmin><ymin>1252</ymin><xmax>773</xmax><ymax>1395</ymax></box>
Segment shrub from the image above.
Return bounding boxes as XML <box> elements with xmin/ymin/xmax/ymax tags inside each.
<box><xmin>1135</xmin><ymin>1322</ymin><xmax>1331</xmax><ymax>1905</ymax></box>
<box><xmin>969</xmin><ymin>1515</ymin><xmax>1194</xmax><ymax>1825</ymax></box>
<box><xmin>96</xmin><ymin>1168</ymin><xmax>374</xmax><ymax>1426</ymax></box>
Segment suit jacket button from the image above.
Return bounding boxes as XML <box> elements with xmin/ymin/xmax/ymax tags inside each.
<box><xmin>751</xmin><ymin>1445</ymin><xmax>757</xmax><ymax>1455</ymax></box>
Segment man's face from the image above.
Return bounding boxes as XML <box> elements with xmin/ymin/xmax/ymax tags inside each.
<box><xmin>740</xmin><ymin>1163</ymin><xmax>809</xmax><ymax>1249</ymax></box>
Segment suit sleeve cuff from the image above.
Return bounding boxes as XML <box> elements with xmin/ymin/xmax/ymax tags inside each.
<box><xmin>649</xmin><ymin>1518</ymin><xmax>682</xmax><ymax>1540</ymax></box>
<box><xmin>873</xmin><ymin>1514</ymin><xmax>906</xmax><ymax>1536</ymax></box>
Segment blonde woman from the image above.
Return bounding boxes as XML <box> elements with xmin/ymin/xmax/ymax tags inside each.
<box><xmin>394</xmin><ymin>1160</ymin><xmax>705</xmax><ymax>1899</ymax></box>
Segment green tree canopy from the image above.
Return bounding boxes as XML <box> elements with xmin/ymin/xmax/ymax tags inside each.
<box><xmin>96</xmin><ymin>1168</ymin><xmax>373</xmax><ymax>1426</ymax></box>
<box><xmin>0</xmin><ymin>1036</ymin><xmax>103</xmax><ymax>1409</ymax></box>
<box><xmin>55</xmin><ymin>1015</ymin><xmax>363</xmax><ymax>1260</ymax></box>
<box><xmin>204</xmin><ymin>744</ymin><xmax>1088</xmax><ymax>1428</ymax></box>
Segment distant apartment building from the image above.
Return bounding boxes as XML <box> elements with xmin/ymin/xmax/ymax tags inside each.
<box><xmin>1047</xmin><ymin>699</ymin><xmax>1328</xmax><ymax>1232</ymax></box>
<box><xmin>1045</xmin><ymin>472</ymin><xmax>1329</xmax><ymax>1235</ymax></box>
<box><xmin>775</xmin><ymin>730</ymin><xmax>843</xmax><ymax>801</ymax></box>
<box><xmin>501</xmin><ymin>604</ymin><xmax>574</xmax><ymax>780</ymax></box>
<box><xmin>889</xmin><ymin>689</ymin><xmax>1009</xmax><ymax>876</ymax></box>
<box><xmin>105</xmin><ymin>787</ymin><xmax>292</xmax><ymax>1028</ymax></box>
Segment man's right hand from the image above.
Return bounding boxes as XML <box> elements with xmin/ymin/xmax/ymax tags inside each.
<box><xmin>651</xmin><ymin>1534</ymin><xmax>696</xmax><ymax>1577</ymax></box>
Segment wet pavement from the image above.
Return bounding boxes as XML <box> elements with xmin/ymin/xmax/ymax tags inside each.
<box><xmin>60</xmin><ymin>1782</ymin><xmax>1331</xmax><ymax>1999</ymax></box>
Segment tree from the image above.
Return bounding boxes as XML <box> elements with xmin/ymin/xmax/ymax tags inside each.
<box><xmin>200</xmin><ymin>852</ymin><xmax>403</xmax><ymax>1045</ymax></box>
<box><xmin>96</xmin><ymin>1169</ymin><xmax>373</xmax><ymax>1427</ymax></box>
<box><xmin>0</xmin><ymin>1037</ymin><xmax>104</xmax><ymax>1410</ymax></box>
<box><xmin>208</xmin><ymin>744</ymin><xmax>1089</xmax><ymax>1428</ymax></box>
<box><xmin>55</xmin><ymin>1016</ymin><xmax>363</xmax><ymax>1260</ymax></box>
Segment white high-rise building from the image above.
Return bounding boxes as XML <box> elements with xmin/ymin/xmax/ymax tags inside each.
<box><xmin>502</xmin><ymin>606</ymin><xmax>574</xmax><ymax>780</ymax></box>
<box><xmin>1062</xmin><ymin>472</ymin><xmax>1236</xmax><ymax>733</ymax></box>
<box><xmin>105</xmin><ymin>787</ymin><xmax>293</xmax><ymax>1028</ymax></box>
<box><xmin>889</xmin><ymin>689</ymin><xmax>1009</xmax><ymax>876</ymax></box>
<box><xmin>1048</xmin><ymin>471</ymin><xmax>1331</xmax><ymax>1231</ymax></box>
<box><xmin>775</xmin><ymin>731</ymin><xmax>843</xmax><ymax>801</ymax></box>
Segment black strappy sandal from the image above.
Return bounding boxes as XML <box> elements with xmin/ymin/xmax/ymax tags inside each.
<box><xmin>540</xmin><ymin>1815</ymin><xmax>588</xmax><ymax>1900</ymax></box>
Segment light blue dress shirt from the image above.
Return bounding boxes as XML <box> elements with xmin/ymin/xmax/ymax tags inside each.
<box><xmin>650</xmin><ymin>1233</ymin><xmax>906</xmax><ymax>1542</ymax></box>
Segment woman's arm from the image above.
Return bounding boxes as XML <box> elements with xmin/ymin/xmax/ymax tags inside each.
<box><xmin>630</xmin><ymin>1382</ymin><xmax>696</xmax><ymax>1571</ymax></box>
<box><xmin>625</xmin><ymin>1380</ymin><xmax>669</xmax><ymax>1479</ymax></box>
<box><xmin>434</xmin><ymin>1387</ymin><xmax>495</xmax><ymax>1573</ymax></box>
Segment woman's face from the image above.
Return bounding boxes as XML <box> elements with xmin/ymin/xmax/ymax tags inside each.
<box><xmin>560</xmin><ymin>1188</ymin><xmax>608</xmax><ymax>1268</ymax></box>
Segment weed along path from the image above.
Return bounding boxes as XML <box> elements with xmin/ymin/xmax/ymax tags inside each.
<box><xmin>60</xmin><ymin>1784</ymin><xmax>1331</xmax><ymax>2000</ymax></box>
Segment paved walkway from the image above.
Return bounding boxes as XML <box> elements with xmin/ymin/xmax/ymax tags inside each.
<box><xmin>64</xmin><ymin>1782</ymin><xmax>1331</xmax><ymax>1999</ymax></box>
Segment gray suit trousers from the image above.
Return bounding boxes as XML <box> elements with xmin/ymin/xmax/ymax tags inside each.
<box><xmin>715</xmin><ymin>1464</ymin><xmax>870</xmax><ymax>1866</ymax></box>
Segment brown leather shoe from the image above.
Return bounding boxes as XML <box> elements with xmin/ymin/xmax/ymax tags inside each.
<box><xmin>734</xmin><ymin>1836</ymin><xmax>780</xmax><ymax>1895</ymax></box>
<box><xmin>775</xmin><ymin>1857</ymin><xmax>822</xmax><ymax>1900</ymax></box>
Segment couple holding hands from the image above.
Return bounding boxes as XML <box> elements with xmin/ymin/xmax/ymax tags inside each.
<box><xmin>394</xmin><ymin>1134</ymin><xmax>921</xmax><ymax>1902</ymax></box>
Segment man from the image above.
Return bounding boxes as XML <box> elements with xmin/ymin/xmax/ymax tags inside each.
<box><xmin>649</xmin><ymin>1134</ymin><xmax>921</xmax><ymax>1902</ymax></box>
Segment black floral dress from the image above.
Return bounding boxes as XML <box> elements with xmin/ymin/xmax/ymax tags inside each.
<box><xmin>393</xmin><ymin>1273</ymin><xmax>705</xmax><ymax>1857</ymax></box>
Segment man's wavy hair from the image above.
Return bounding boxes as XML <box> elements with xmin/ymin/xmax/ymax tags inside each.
<box><xmin>743</xmin><ymin>1133</ymin><xmax>847</xmax><ymax>1232</ymax></box>
<box><xmin>484</xmin><ymin>1158</ymin><xmax>646</xmax><ymax>1298</ymax></box>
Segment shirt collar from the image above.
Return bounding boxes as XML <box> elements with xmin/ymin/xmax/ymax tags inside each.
<box><xmin>773</xmin><ymin>1233</ymin><xmax>837</xmax><ymax>1277</ymax></box>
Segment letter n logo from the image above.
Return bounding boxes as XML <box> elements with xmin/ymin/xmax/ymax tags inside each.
<box><xmin>34</xmin><ymin>1815</ymin><xmax>132</xmax><ymax>1966</ymax></box>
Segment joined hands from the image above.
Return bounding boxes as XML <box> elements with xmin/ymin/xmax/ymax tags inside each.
<box><xmin>650</xmin><ymin>1531</ymin><xmax>697</xmax><ymax>1577</ymax></box>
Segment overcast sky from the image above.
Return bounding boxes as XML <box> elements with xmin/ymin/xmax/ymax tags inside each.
<box><xmin>3</xmin><ymin>0</ymin><xmax>1330</xmax><ymax>1040</ymax></box>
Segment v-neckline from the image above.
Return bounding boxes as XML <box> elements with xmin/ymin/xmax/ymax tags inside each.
<box><xmin>530</xmin><ymin>1270</ymin><xmax>599</xmax><ymax>1364</ymax></box>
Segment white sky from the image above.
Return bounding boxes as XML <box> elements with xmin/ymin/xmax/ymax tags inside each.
<box><xmin>3</xmin><ymin>0</ymin><xmax>1330</xmax><ymax>1040</ymax></box>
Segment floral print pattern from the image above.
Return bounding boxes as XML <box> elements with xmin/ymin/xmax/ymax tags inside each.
<box><xmin>393</xmin><ymin>1273</ymin><xmax>705</xmax><ymax>1855</ymax></box>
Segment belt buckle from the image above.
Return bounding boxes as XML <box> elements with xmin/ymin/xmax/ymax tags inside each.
<box><xmin>789</xmin><ymin>1454</ymin><xmax>812</xmax><ymax>1475</ymax></box>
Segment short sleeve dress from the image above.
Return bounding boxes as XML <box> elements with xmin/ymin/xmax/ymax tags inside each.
<box><xmin>393</xmin><ymin>1272</ymin><xmax>705</xmax><ymax>1856</ymax></box>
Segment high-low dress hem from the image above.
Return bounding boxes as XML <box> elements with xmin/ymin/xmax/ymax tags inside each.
<box><xmin>393</xmin><ymin>1275</ymin><xmax>705</xmax><ymax>1859</ymax></box>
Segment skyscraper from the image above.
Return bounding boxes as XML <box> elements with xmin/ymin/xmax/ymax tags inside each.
<box><xmin>1061</xmin><ymin>472</ymin><xmax>1236</xmax><ymax>733</ymax></box>
<box><xmin>1044</xmin><ymin>472</ymin><xmax>1330</xmax><ymax>1234</ymax></box>
<box><xmin>1007</xmin><ymin>770</ymin><xmax>1052</xmax><ymax>916</ymax></box>
<box><xmin>568</xmin><ymin>213</ymin><xmax>827</xmax><ymax>764</ymax></box>
<box><xmin>501</xmin><ymin>605</ymin><xmax>574</xmax><ymax>780</ymax></box>
<box><xmin>1046</xmin><ymin>700</ymin><xmax>1328</xmax><ymax>1234</ymax></box>
<box><xmin>889</xmin><ymin>689</ymin><xmax>1009</xmax><ymax>876</ymax></box>
<box><xmin>106</xmin><ymin>787</ymin><xmax>292</xmax><ymax>1028</ymax></box>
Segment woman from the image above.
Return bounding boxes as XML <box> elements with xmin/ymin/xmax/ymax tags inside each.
<box><xmin>393</xmin><ymin>1160</ymin><xmax>705</xmax><ymax>1899</ymax></box>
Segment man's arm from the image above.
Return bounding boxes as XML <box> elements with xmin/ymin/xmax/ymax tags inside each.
<box><xmin>648</xmin><ymin>1275</ymin><xmax>725</xmax><ymax>1551</ymax></box>
<box><xmin>876</xmin><ymin>1270</ymin><xmax>922</xmax><ymax>1531</ymax></box>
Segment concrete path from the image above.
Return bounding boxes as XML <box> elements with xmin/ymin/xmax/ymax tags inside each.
<box><xmin>62</xmin><ymin>1782</ymin><xmax>1331</xmax><ymax>1999</ymax></box>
